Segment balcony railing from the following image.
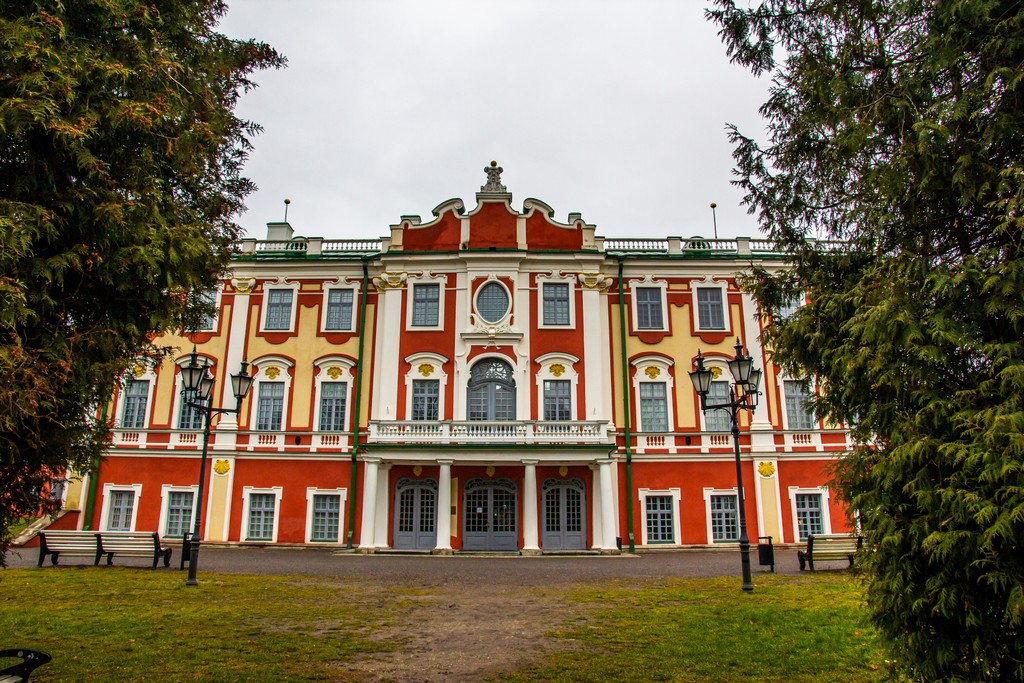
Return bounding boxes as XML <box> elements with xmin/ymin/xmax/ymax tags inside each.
<box><xmin>367</xmin><ymin>420</ymin><xmax>612</xmax><ymax>444</ymax></box>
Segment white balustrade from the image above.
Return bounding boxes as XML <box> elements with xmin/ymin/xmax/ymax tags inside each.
<box><xmin>367</xmin><ymin>420</ymin><xmax>609</xmax><ymax>444</ymax></box>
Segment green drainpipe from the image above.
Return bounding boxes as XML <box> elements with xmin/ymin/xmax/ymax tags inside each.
<box><xmin>82</xmin><ymin>402</ymin><xmax>109</xmax><ymax>530</ymax></box>
<box><xmin>346</xmin><ymin>257</ymin><xmax>371</xmax><ymax>548</ymax></box>
<box><xmin>617</xmin><ymin>256</ymin><xmax>636</xmax><ymax>552</ymax></box>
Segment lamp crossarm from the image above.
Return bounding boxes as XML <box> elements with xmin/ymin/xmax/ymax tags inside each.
<box><xmin>183</xmin><ymin>399</ymin><xmax>243</xmax><ymax>418</ymax></box>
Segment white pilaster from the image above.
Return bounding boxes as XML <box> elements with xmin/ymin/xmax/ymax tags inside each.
<box><xmin>581</xmin><ymin>285</ymin><xmax>610</xmax><ymax>423</ymax></box>
<box><xmin>372</xmin><ymin>283</ymin><xmax>405</xmax><ymax>420</ymax></box>
<box><xmin>590</xmin><ymin>464</ymin><xmax>603</xmax><ymax>549</ymax></box>
<box><xmin>434</xmin><ymin>460</ymin><xmax>453</xmax><ymax>552</ymax></box>
<box><xmin>374</xmin><ymin>462</ymin><xmax>391</xmax><ymax>548</ymax></box>
<box><xmin>358</xmin><ymin>457</ymin><xmax>380</xmax><ymax>550</ymax></box>
<box><xmin>522</xmin><ymin>460</ymin><xmax>539</xmax><ymax>552</ymax></box>
<box><xmin>598</xmin><ymin>459</ymin><xmax>618</xmax><ymax>552</ymax></box>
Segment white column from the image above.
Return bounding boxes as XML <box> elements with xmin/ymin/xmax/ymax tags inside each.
<box><xmin>522</xmin><ymin>460</ymin><xmax>539</xmax><ymax>553</ymax></box>
<box><xmin>598</xmin><ymin>459</ymin><xmax>618</xmax><ymax>552</ymax></box>
<box><xmin>358</xmin><ymin>457</ymin><xmax>380</xmax><ymax>550</ymax></box>
<box><xmin>434</xmin><ymin>460</ymin><xmax>453</xmax><ymax>552</ymax></box>
<box><xmin>373</xmin><ymin>463</ymin><xmax>391</xmax><ymax>548</ymax></box>
<box><xmin>590</xmin><ymin>464</ymin><xmax>603</xmax><ymax>549</ymax></box>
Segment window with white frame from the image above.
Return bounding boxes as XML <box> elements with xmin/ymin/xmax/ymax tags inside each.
<box><xmin>784</xmin><ymin>379</ymin><xmax>815</xmax><ymax>430</ymax></box>
<box><xmin>318</xmin><ymin>382</ymin><xmax>347</xmax><ymax>431</ymax></box>
<box><xmin>100</xmin><ymin>483</ymin><xmax>142</xmax><ymax>532</ymax></box>
<box><xmin>777</xmin><ymin>293</ymin><xmax>804</xmax><ymax>321</ymax></box>
<box><xmin>639</xmin><ymin>488</ymin><xmax>682</xmax><ymax>546</ymax></box>
<box><xmin>197</xmin><ymin>288</ymin><xmax>219</xmax><ymax>331</ymax></box>
<box><xmin>164</xmin><ymin>490</ymin><xmax>195</xmax><ymax>538</ymax></box>
<box><xmin>475</xmin><ymin>281</ymin><xmax>511</xmax><ymax>323</ymax></box>
<box><xmin>264</xmin><ymin>289</ymin><xmax>294</xmax><ymax>331</ymax></box>
<box><xmin>256</xmin><ymin>381</ymin><xmax>285</xmax><ymax>431</ymax></box>
<box><xmin>543</xmin><ymin>380</ymin><xmax>571</xmax><ymax>420</ymax></box>
<box><xmin>696</xmin><ymin>286</ymin><xmax>726</xmax><ymax>330</ymax></box>
<box><xmin>788</xmin><ymin>487</ymin><xmax>831</xmax><ymax>542</ymax></box>
<box><xmin>310</xmin><ymin>493</ymin><xmax>341</xmax><ymax>542</ymax></box>
<box><xmin>541</xmin><ymin>282</ymin><xmax>570</xmax><ymax>326</ymax></box>
<box><xmin>120</xmin><ymin>379</ymin><xmax>150</xmax><ymax>429</ymax></box>
<box><xmin>704</xmin><ymin>380</ymin><xmax>732</xmax><ymax>432</ymax></box>
<box><xmin>324</xmin><ymin>288</ymin><xmax>355</xmax><ymax>331</ymax></box>
<box><xmin>243</xmin><ymin>487</ymin><xmax>282</xmax><ymax>542</ymax></box>
<box><xmin>636</xmin><ymin>287</ymin><xmax>664</xmax><ymax>330</ymax></box>
<box><xmin>709</xmin><ymin>493</ymin><xmax>739</xmax><ymax>542</ymax></box>
<box><xmin>411</xmin><ymin>283</ymin><xmax>440</xmax><ymax>327</ymax></box>
<box><xmin>639</xmin><ymin>382</ymin><xmax>669</xmax><ymax>432</ymax></box>
<box><xmin>411</xmin><ymin>379</ymin><xmax>439</xmax><ymax>420</ymax></box>
<box><xmin>177</xmin><ymin>392</ymin><xmax>207</xmax><ymax>430</ymax></box>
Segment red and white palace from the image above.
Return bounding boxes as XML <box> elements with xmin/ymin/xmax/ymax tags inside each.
<box><xmin>56</xmin><ymin>164</ymin><xmax>853</xmax><ymax>553</ymax></box>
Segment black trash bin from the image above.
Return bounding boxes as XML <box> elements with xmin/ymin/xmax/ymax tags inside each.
<box><xmin>757</xmin><ymin>535</ymin><xmax>775</xmax><ymax>573</ymax></box>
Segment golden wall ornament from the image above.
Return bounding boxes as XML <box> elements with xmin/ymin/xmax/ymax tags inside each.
<box><xmin>550</xmin><ymin>363</ymin><xmax>565</xmax><ymax>377</ymax></box>
<box><xmin>372</xmin><ymin>272</ymin><xmax>407</xmax><ymax>290</ymax></box>
<box><xmin>645</xmin><ymin>367</ymin><xmax>661</xmax><ymax>379</ymax></box>
<box><xmin>578</xmin><ymin>273</ymin><xmax>612</xmax><ymax>292</ymax></box>
<box><xmin>486</xmin><ymin>466</ymin><xmax>496</xmax><ymax>477</ymax></box>
<box><xmin>710</xmin><ymin>366</ymin><xmax>723</xmax><ymax>379</ymax></box>
<box><xmin>132</xmin><ymin>365</ymin><xmax>146</xmax><ymax>378</ymax></box>
<box><xmin>231</xmin><ymin>277</ymin><xmax>255</xmax><ymax>294</ymax></box>
<box><xmin>418</xmin><ymin>363</ymin><xmax>434</xmax><ymax>377</ymax></box>
<box><xmin>758</xmin><ymin>461</ymin><xmax>776</xmax><ymax>478</ymax></box>
<box><xmin>264</xmin><ymin>367</ymin><xmax>281</xmax><ymax>379</ymax></box>
<box><xmin>213</xmin><ymin>460</ymin><xmax>231</xmax><ymax>476</ymax></box>
<box><xmin>413</xmin><ymin>465</ymin><xmax>423</xmax><ymax>477</ymax></box>
<box><xmin>558</xmin><ymin>466</ymin><xmax>569</xmax><ymax>477</ymax></box>
<box><xmin>326</xmin><ymin>366</ymin><xmax>343</xmax><ymax>379</ymax></box>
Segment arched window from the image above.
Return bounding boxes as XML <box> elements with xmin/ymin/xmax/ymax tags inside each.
<box><xmin>467</xmin><ymin>359</ymin><xmax>516</xmax><ymax>421</ymax></box>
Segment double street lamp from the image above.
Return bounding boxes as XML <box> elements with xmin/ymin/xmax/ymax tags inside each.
<box><xmin>180</xmin><ymin>347</ymin><xmax>255</xmax><ymax>587</ymax></box>
<box><xmin>689</xmin><ymin>339</ymin><xmax>762</xmax><ymax>592</ymax></box>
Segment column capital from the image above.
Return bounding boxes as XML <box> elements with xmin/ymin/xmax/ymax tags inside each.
<box><xmin>520</xmin><ymin>459</ymin><xmax>539</xmax><ymax>466</ymax></box>
<box><xmin>437</xmin><ymin>459</ymin><xmax>454</xmax><ymax>466</ymax></box>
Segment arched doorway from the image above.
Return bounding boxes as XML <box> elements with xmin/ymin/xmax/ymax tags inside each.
<box><xmin>463</xmin><ymin>477</ymin><xmax>518</xmax><ymax>551</ymax></box>
<box><xmin>467</xmin><ymin>359</ymin><xmax>516</xmax><ymax>420</ymax></box>
<box><xmin>542</xmin><ymin>478</ymin><xmax>586</xmax><ymax>550</ymax></box>
<box><xmin>393</xmin><ymin>478</ymin><xmax>437</xmax><ymax>550</ymax></box>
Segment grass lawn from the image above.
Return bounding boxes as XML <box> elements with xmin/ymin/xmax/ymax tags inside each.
<box><xmin>0</xmin><ymin>568</ymin><xmax>886</xmax><ymax>681</ymax></box>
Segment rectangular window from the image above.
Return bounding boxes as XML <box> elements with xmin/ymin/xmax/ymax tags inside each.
<box><xmin>107</xmin><ymin>490</ymin><xmax>135</xmax><ymax>531</ymax></box>
<box><xmin>636</xmin><ymin>287</ymin><xmax>664</xmax><ymax>330</ymax></box>
<box><xmin>318</xmin><ymin>382</ymin><xmax>347</xmax><ymax>431</ymax></box>
<box><xmin>198</xmin><ymin>290</ymin><xmax>218</xmax><ymax>331</ymax></box>
<box><xmin>264</xmin><ymin>289</ymin><xmax>293</xmax><ymax>330</ymax></box>
<box><xmin>165</xmin><ymin>491</ymin><xmax>194</xmax><ymax>538</ymax></box>
<box><xmin>696</xmin><ymin>287</ymin><xmax>726</xmax><ymax>330</ymax></box>
<box><xmin>639</xmin><ymin>382</ymin><xmax>669</xmax><ymax>432</ymax></box>
<box><xmin>543</xmin><ymin>380</ymin><xmax>572</xmax><ymax>421</ymax></box>
<box><xmin>177</xmin><ymin>392</ymin><xmax>207</xmax><ymax>431</ymax></box>
<box><xmin>247</xmin><ymin>493</ymin><xmax>276</xmax><ymax>540</ymax></box>
<box><xmin>121</xmin><ymin>380</ymin><xmax>149</xmax><ymax>429</ymax></box>
<box><xmin>411</xmin><ymin>379</ymin><xmax>439</xmax><ymax>421</ymax></box>
<box><xmin>325</xmin><ymin>289</ymin><xmax>354</xmax><ymax>331</ymax></box>
<box><xmin>778</xmin><ymin>294</ymin><xmax>803</xmax><ymax>320</ymax></box>
<box><xmin>256</xmin><ymin>382</ymin><xmax>285</xmax><ymax>431</ymax></box>
<box><xmin>705</xmin><ymin>381</ymin><xmax>732</xmax><ymax>432</ymax></box>
<box><xmin>542</xmin><ymin>283</ymin><xmax>570</xmax><ymax>326</ymax></box>
<box><xmin>311</xmin><ymin>494</ymin><xmax>340</xmax><ymax>542</ymax></box>
<box><xmin>645</xmin><ymin>495</ymin><xmax>674</xmax><ymax>543</ymax></box>
<box><xmin>710</xmin><ymin>494</ymin><xmax>739</xmax><ymax>542</ymax></box>
<box><xmin>411</xmin><ymin>284</ymin><xmax>440</xmax><ymax>327</ymax></box>
<box><xmin>795</xmin><ymin>493</ymin><xmax>824</xmax><ymax>541</ymax></box>
<box><xmin>784</xmin><ymin>380</ymin><xmax>815</xmax><ymax>430</ymax></box>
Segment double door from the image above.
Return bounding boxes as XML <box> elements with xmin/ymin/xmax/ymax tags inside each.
<box><xmin>463</xmin><ymin>478</ymin><xmax>518</xmax><ymax>551</ymax></box>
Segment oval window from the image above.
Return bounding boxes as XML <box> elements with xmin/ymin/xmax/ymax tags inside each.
<box><xmin>476</xmin><ymin>282</ymin><xmax>509</xmax><ymax>323</ymax></box>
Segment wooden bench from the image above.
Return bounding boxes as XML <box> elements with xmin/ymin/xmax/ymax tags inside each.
<box><xmin>0</xmin><ymin>649</ymin><xmax>51</xmax><ymax>683</ymax></box>
<box><xmin>37</xmin><ymin>530</ymin><xmax>101</xmax><ymax>567</ymax></box>
<box><xmin>797</xmin><ymin>533</ymin><xmax>862</xmax><ymax>571</ymax></box>
<box><xmin>98</xmin><ymin>532</ymin><xmax>172</xmax><ymax>568</ymax></box>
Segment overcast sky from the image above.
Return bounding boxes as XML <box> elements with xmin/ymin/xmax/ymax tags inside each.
<box><xmin>219</xmin><ymin>0</ymin><xmax>770</xmax><ymax>242</ymax></box>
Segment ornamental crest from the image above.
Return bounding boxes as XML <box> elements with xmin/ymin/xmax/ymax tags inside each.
<box><xmin>132</xmin><ymin>365</ymin><xmax>146</xmax><ymax>378</ymax></box>
<box><xmin>373</xmin><ymin>272</ymin><xmax>407</xmax><ymax>290</ymax></box>
<box><xmin>418</xmin><ymin>363</ymin><xmax>434</xmax><ymax>377</ymax></box>
<box><xmin>264</xmin><ymin>367</ymin><xmax>281</xmax><ymax>379</ymax></box>
<box><xmin>550</xmin><ymin>363</ymin><xmax>565</xmax><ymax>377</ymax></box>
<box><xmin>558</xmin><ymin>466</ymin><xmax>569</xmax><ymax>477</ymax></box>
<box><xmin>413</xmin><ymin>465</ymin><xmax>423</xmax><ymax>477</ymax></box>
<box><xmin>645</xmin><ymin>367</ymin><xmax>661</xmax><ymax>379</ymax></box>
<box><xmin>231</xmin><ymin>277</ymin><xmax>255</xmax><ymax>294</ymax></box>
<box><xmin>578</xmin><ymin>273</ymin><xmax>612</xmax><ymax>292</ymax></box>
<box><xmin>486</xmin><ymin>466</ymin><xmax>496</xmax><ymax>477</ymax></box>
<box><xmin>480</xmin><ymin>160</ymin><xmax>506</xmax><ymax>193</ymax></box>
<box><xmin>758</xmin><ymin>461</ymin><xmax>776</xmax><ymax>478</ymax></box>
<box><xmin>326</xmin><ymin>366</ymin><xmax>343</xmax><ymax>379</ymax></box>
<box><xmin>213</xmin><ymin>459</ymin><xmax>231</xmax><ymax>476</ymax></box>
<box><xmin>710</xmin><ymin>366</ymin><xmax>723</xmax><ymax>379</ymax></box>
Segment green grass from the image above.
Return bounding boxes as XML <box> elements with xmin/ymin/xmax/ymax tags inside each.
<box><xmin>0</xmin><ymin>568</ymin><xmax>887</xmax><ymax>682</ymax></box>
<box><xmin>503</xmin><ymin>573</ymin><xmax>888</xmax><ymax>683</ymax></box>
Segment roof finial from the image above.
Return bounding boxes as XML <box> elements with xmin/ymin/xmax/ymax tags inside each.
<box><xmin>480</xmin><ymin>160</ymin><xmax>506</xmax><ymax>193</ymax></box>
<box><xmin>283</xmin><ymin>198</ymin><xmax>291</xmax><ymax>222</ymax></box>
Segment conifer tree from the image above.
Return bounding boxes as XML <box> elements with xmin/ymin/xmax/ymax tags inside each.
<box><xmin>0</xmin><ymin>1</ymin><xmax>283</xmax><ymax>559</ymax></box>
<box><xmin>709</xmin><ymin>1</ymin><xmax>1024</xmax><ymax>678</ymax></box>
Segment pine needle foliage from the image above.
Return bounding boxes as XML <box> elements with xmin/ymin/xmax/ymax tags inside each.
<box><xmin>708</xmin><ymin>1</ymin><xmax>1024</xmax><ymax>679</ymax></box>
<box><xmin>0</xmin><ymin>1</ymin><xmax>283</xmax><ymax>561</ymax></box>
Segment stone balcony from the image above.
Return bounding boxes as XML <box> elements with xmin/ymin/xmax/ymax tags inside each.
<box><xmin>367</xmin><ymin>420</ymin><xmax>613</xmax><ymax>445</ymax></box>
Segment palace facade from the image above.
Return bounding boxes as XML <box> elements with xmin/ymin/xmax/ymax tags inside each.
<box><xmin>57</xmin><ymin>165</ymin><xmax>853</xmax><ymax>553</ymax></box>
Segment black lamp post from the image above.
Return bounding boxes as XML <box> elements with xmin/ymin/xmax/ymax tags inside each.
<box><xmin>180</xmin><ymin>347</ymin><xmax>254</xmax><ymax>587</ymax></box>
<box><xmin>689</xmin><ymin>339</ymin><xmax>762</xmax><ymax>592</ymax></box>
